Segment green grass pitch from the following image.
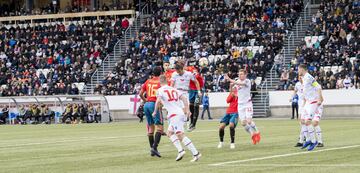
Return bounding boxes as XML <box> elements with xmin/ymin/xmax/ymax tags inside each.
<box><xmin>1</xmin><ymin>119</ymin><xmax>360</xmax><ymax>173</ymax></box>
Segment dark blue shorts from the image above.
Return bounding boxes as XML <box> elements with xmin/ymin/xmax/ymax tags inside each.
<box><xmin>144</xmin><ymin>102</ymin><xmax>163</xmax><ymax>126</ymax></box>
<box><xmin>220</xmin><ymin>113</ymin><xmax>239</xmax><ymax>127</ymax></box>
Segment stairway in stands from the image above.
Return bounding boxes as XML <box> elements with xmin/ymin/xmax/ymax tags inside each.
<box><xmin>252</xmin><ymin>1</ymin><xmax>318</xmax><ymax>117</ymax></box>
<box><xmin>82</xmin><ymin>8</ymin><xmax>150</xmax><ymax>94</ymax></box>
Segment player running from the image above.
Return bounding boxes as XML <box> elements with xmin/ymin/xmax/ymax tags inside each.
<box><xmin>298</xmin><ymin>64</ymin><xmax>324</xmax><ymax>151</ymax></box>
<box><xmin>217</xmin><ymin>83</ymin><xmax>238</xmax><ymax>149</ymax></box>
<box><xmin>139</xmin><ymin>66</ymin><xmax>164</xmax><ymax>157</ymax></box>
<box><xmin>225</xmin><ymin>69</ymin><xmax>261</xmax><ymax>144</ymax></box>
<box><xmin>170</xmin><ymin>61</ymin><xmax>201</xmax><ymax>132</ymax></box>
<box><xmin>292</xmin><ymin>76</ymin><xmax>306</xmax><ymax>147</ymax></box>
<box><xmin>153</xmin><ymin>75</ymin><xmax>201</xmax><ymax>162</ymax></box>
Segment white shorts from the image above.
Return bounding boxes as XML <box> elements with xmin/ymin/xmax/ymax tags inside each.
<box><xmin>303</xmin><ymin>101</ymin><xmax>322</xmax><ymax>121</ymax></box>
<box><xmin>238</xmin><ymin>102</ymin><xmax>253</xmax><ymax>121</ymax></box>
<box><xmin>313</xmin><ymin>104</ymin><xmax>323</xmax><ymax>121</ymax></box>
<box><xmin>167</xmin><ymin>114</ymin><xmax>186</xmax><ymax>134</ymax></box>
<box><xmin>298</xmin><ymin>100</ymin><xmax>305</xmax><ymax>119</ymax></box>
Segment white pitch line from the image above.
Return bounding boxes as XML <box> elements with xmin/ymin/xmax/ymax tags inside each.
<box><xmin>214</xmin><ymin>164</ymin><xmax>360</xmax><ymax>167</ymax></box>
<box><xmin>0</xmin><ymin>129</ymin><xmax>217</xmax><ymax>149</ymax></box>
<box><xmin>209</xmin><ymin>145</ymin><xmax>360</xmax><ymax>166</ymax></box>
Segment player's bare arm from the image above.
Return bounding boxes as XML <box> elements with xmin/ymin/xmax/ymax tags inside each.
<box><xmin>192</xmin><ymin>78</ymin><xmax>202</xmax><ymax>96</ymax></box>
<box><xmin>180</xmin><ymin>94</ymin><xmax>191</xmax><ymax>117</ymax></box>
<box><xmin>152</xmin><ymin>97</ymin><xmax>161</xmax><ymax>117</ymax></box>
<box><xmin>139</xmin><ymin>87</ymin><xmax>147</xmax><ymax>103</ymax></box>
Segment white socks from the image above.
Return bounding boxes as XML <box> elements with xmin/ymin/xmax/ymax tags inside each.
<box><xmin>307</xmin><ymin>125</ymin><xmax>316</xmax><ymax>143</ymax></box>
<box><xmin>244</xmin><ymin>124</ymin><xmax>252</xmax><ymax>134</ymax></box>
<box><xmin>182</xmin><ymin>136</ymin><xmax>199</xmax><ymax>156</ymax></box>
<box><xmin>170</xmin><ymin>135</ymin><xmax>183</xmax><ymax>152</ymax></box>
<box><xmin>299</xmin><ymin>124</ymin><xmax>306</xmax><ymax>143</ymax></box>
<box><xmin>315</xmin><ymin>125</ymin><xmax>323</xmax><ymax>143</ymax></box>
<box><xmin>249</xmin><ymin>121</ymin><xmax>258</xmax><ymax>133</ymax></box>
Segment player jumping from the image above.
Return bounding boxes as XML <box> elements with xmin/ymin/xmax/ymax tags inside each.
<box><xmin>170</xmin><ymin>61</ymin><xmax>201</xmax><ymax>132</ymax></box>
<box><xmin>298</xmin><ymin>64</ymin><xmax>324</xmax><ymax>151</ymax></box>
<box><xmin>187</xmin><ymin>66</ymin><xmax>205</xmax><ymax>131</ymax></box>
<box><xmin>153</xmin><ymin>75</ymin><xmax>202</xmax><ymax>162</ymax></box>
<box><xmin>225</xmin><ymin>69</ymin><xmax>261</xmax><ymax>144</ymax></box>
<box><xmin>139</xmin><ymin>66</ymin><xmax>164</xmax><ymax>157</ymax></box>
<box><xmin>217</xmin><ymin>83</ymin><xmax>238</xmax><ymax>149</ymax></box>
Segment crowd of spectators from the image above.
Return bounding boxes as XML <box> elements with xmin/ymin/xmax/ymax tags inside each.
<box><xmin>278</xmin><ymin>0</ymin><xmax>360</xmax><ymax>90</ymax></box>
<box><xmin>96</xmin><ymin>0</ymin><xmax>304</xmax><ymax>95</ymax></box>
<box><xmin>0</xmin><ymin>16</ymin><xmax>131</xmax><ymax>96</ymax></box>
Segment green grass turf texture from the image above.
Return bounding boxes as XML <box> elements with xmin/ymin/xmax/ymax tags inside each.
<box><xmin>0</xmin><ymin>119</ymin><xmax>360</xmax><ymax>173</ymax></box>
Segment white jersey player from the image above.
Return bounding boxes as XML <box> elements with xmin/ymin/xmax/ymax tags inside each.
<box><xmin>293</xmin><ymin>77</ymin><xmax>306</xmax><ymax>147</ymax></box>
<box><xmin>298</xmin><ymin>64</ymin><xmax>324</xmax><ymax>151</ymax></box>
<box><xmin>170</xmin><ymin>61</ymin><xmax>201</xmax><ymax>131</ymax></box>
<box><xmin>170</xmin><ymin>62</ymin><xmax>201</xmax><ymax>99</ymax></box>
<box><xmin>153</xmin><ymin>75</ymin><xmax>201</xmax><ymax>162</ymax></box>
<box><xmin>225</xmin><ymin>69</ymin><xmax>261</xmax><ymax>145</ymax></box>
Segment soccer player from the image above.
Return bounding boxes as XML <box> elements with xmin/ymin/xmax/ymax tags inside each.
<box><xmin>139</xmin><ymin>66</ymin><xmax>164</xmax><ymax>157</ymax></box>
<box><xmin>225</xmin><ymin>69</ymin><xmax>261</xmax><ymax>144</ymax></box>
<box><xmin>163</xmin><ymin>61</ymin><xmax>176</xmax><ymax>84</ymax></box>
<box><xmin>217</xmin><ymin>83</ymin><xmax>238</xmax><ymax>149</ymax></box>
<box><xmin>187</xmin><ymin>66</ymin><xmax>205</xmax><ymax>130</ymax></box>
<box><xmin>293</xmin><ymin>76</ymin><xmax>306</xmax><ymax>147</ymax></box>
<box><xmin>298</xmin><ymin>64</ymin><xmax>324</xmax><ymax>151</ymax></box>
<box><xmin>170</xmin><ymin>61</ymin><xmax>201</xmax><ymax>132</ymax></box>
<box><xmin>153</xmin><ymin>75</ymin><xmax>201</xmax><ymax>162</ymax></box>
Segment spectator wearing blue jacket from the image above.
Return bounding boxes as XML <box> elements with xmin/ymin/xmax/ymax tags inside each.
<box><xmin>201</xmin><ymin>91</ymin><xmax>212</xmax><ymax>120</ymax></box>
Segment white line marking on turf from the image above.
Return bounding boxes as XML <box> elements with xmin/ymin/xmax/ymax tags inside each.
<box><xmin>209</xmin><ymin>145</ymin><xmax>360</xmax><ymax>166</ymax></box>
<box><xmin>214</xmin><ymin>164</ymin><xmax>360</xmax><ymax>167</ymax></box>
<box><xmin>0</xmin><ymin>129</ymin><xmax>216</xmax><ymax>149</ymax></box>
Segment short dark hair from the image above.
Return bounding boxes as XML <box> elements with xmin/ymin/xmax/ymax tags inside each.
<box><xmin>152</xmin><ymin>66</ymin><xmax>162</xmax><ymax>76</ymax></box>
<box><xmin>298</xmin><ymin>64</ymin><xmax>307</xmax><ymax>70</ymax></box>
<box><xmin>175</xmin><ymin>62</ymin><xmax>184</xmax><ymax>70</ymax></box>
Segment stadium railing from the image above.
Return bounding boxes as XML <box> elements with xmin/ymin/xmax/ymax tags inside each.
<box><xmin>0</xmin><ymin>10</ymin><xmax>135</xmax><ymax>24</ymax></box>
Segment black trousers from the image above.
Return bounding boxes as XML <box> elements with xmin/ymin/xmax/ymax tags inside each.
<box><xmin>62</xmin><ymin>113</ymin><xmax>72</xmax><ymax>123</ymax></box>
<box><xmin>292</xmin><ymin>103</ymin><xmax>299</xmax><ymax>119</ymax></box>
<box><xmin>190</xmin><ymin>104</ymin><xmax>200</xmax><ymax>128</ymax></box>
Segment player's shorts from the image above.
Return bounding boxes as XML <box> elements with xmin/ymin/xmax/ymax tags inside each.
<box><xmin>238</xmin><ymin>102</ymin><xmax>253</xmax><ymax>121</ymax></box>
<box><xmin>167</xmin><ymin>114</ymin><xmax>186</xmax><ymax>134</ymax></box>
<box><xmin>303</xmin><ymin>100</ymin><xmax>322</xmax><ymax>121</ymax></box>
<box><xmin>220</xmin><ymin>113</ymin><xmax>239</xmax><ymax>127</ymax></box>
<box><xmin>313</xmin><ymin>104</ymin><xmax>323</xmax><ymax>122</ymax></box>
<box><xmin>188</xmin><ymin>90</ymin><xmax>198</xmax><ymax>103</ymax></box>
<box><xmin>298</xmin><ymin>100</ymin><xmax>305</xmax><ymax>120</ymax></box>
<box><xmin>144</xmin><ymin>102</ymin><xmax>163</xmax><ymax>126</ymax></box>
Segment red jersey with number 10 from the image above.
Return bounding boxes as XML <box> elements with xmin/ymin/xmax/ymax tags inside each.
<box><xmin>142</xmin><ymin>77</ymin><xmax>161</xmax><ymax>102</ymax></box>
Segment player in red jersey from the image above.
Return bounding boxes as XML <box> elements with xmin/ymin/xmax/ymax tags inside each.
<box><xmin>139</xmin><ymin>66</ymin><xmax>164</xmax><ymax>157</ymax></box>
<box><xmin>163</xmin><ymin>61</ymin><xmax>176</xmax><ymax>84</ymax></box>
<box><xmin>217</xmin><ymin>83</ymin><xmax>239</xmax><ymax>149</ymax></box>
<box><xmin>187</xmin><ymin>66</ymin><xmax>205</xmax><ymax>131</ymax></box>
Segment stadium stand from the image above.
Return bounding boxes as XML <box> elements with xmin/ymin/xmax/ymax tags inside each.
<box><xmin>277</xmin><ymin>0</ymin><xmax>360</xmax><ymax>90</ymax></box>
<box><xmin>0</xmin><ymin>11</ymin><xmax>134</xmax><ymax>97</ymax></box>
<box><xmin>95</xmin><ymin>0</ymin><xmax>304</xmax><ymax>95</ymax></box>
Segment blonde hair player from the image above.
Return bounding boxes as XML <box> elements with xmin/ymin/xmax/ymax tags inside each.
<box><xmin>298</xmin><ymin>64</ymin><xmax>324</xmax><ymax>151</ymax></box>
<box><xmin>153</xmin><ymin>75</ymin><xmax>201</xmax><ymax>162</ymax></box>
<box><xmin>225</xmin><ymin>69</ymin><xmax>261</xmax><ymax>144</ymax></box>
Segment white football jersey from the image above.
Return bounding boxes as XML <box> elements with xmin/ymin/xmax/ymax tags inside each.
<box><xmin>157</xmin><ymin>85</ymin><xmax>185</xmax><ymax>117</ymax></box>
<box><xmin>171</xmin><ymin>71</ymin><xmax>195</xmax><ymax>91</ymax></box>
<box><xmin>236</xmin><ymin>78</ymin><xmax>252</xmax><ymax>104</ymax></box>
<box><xmin>294</xmin><ymin>81</ymin><xmax>304</xmax><ymax>100</ymax></box>
<box><xmin>302</xmin><ymin>72</ymin><xmax>319</xmax><ymax>101</ymax></box>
